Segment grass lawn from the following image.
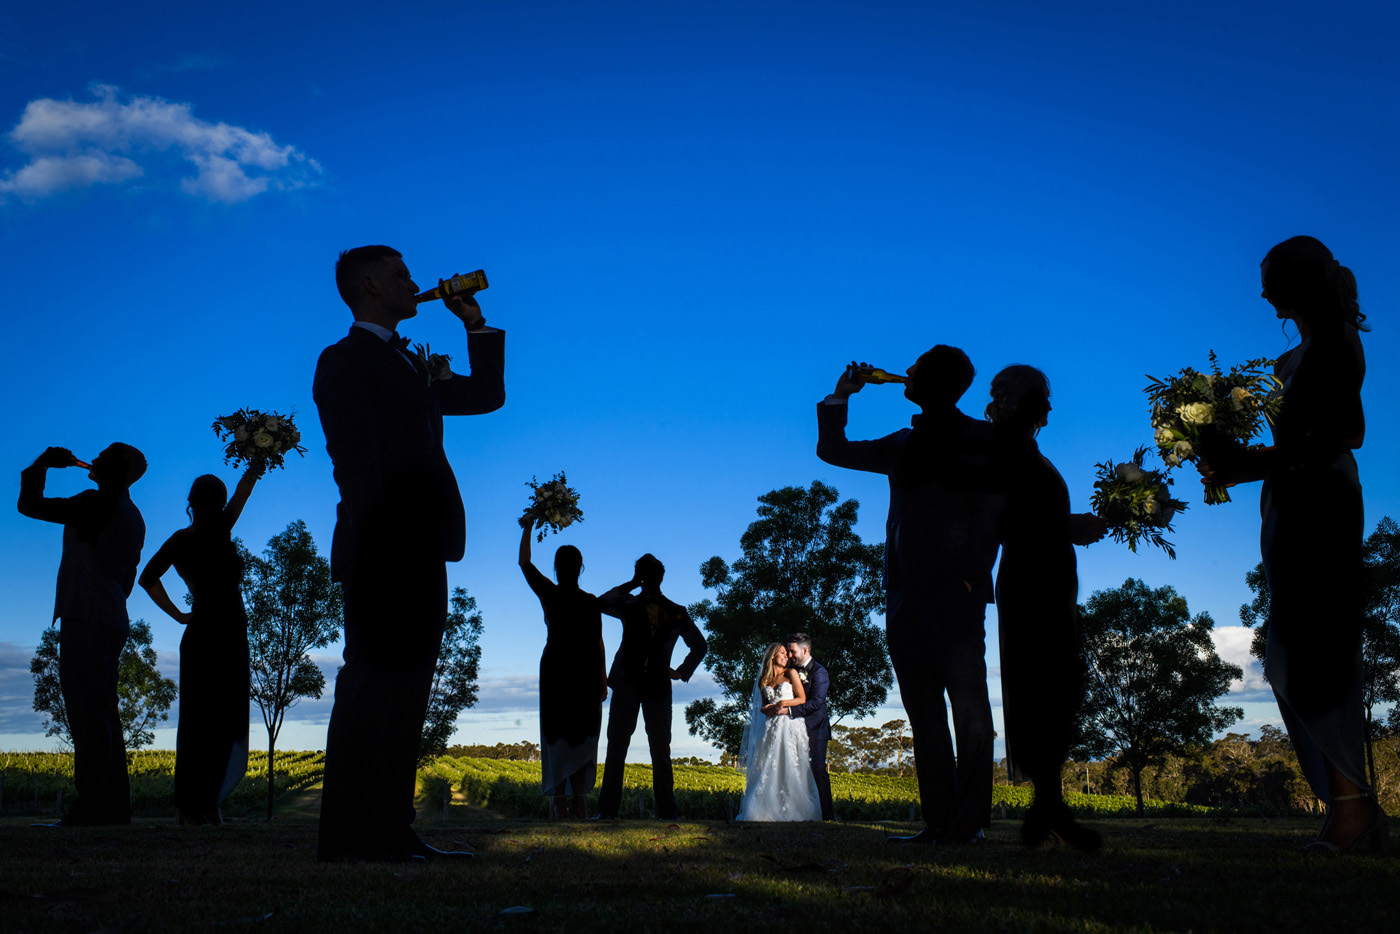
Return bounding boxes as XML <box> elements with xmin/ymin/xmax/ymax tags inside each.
<box><xmin>1</xmin><ymin>796</ymin><xmax>1396</xmax><ymax>933</ymax></box>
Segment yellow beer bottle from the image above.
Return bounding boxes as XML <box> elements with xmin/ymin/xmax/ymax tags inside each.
<box><xmin>415</xmin><ymin>269</ymin><xmax>489</xmax><ymax>304</ymax></box>
<box><xmin>863</xmin><ymin>367</ymin><xmax>908</xmax><ymax>385</ymax></box>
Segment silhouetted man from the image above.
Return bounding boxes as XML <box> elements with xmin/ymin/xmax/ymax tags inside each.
<box><xmin>761</xmin><ymin>632</ymin><xmax>834</xmax><ymax>820</ymax></box>
<box><xmin>595</xmin><ymin>554</ymin><xmax>707</xmax><ymax>820</ymax></box>
<box><xmin>816</xmin><ymin>347</ymin><xmax>1002</xmax><ymax>843</ymax></box>
<box><xmin>19</xmin><ymin>443</ymin><xmax>146</xmax><ymax>826</ymax></box>
<box><xmin>314</xmin><ymin>245</ymin><xmax>504</xmax><ymax>862</ymax></box>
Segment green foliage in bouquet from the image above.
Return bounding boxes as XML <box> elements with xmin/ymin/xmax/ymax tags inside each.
<box><xmin>1144</xmin><ymin>351</ymin><xmax>1281</xmax><ymax>504</ymax></box>
<box><xmin>522</xmin><ymin>471</ymin><xmax>584</xmax><ymax>542</ymax></box>
<box><xmin>1090</xmin><ymin>447</ymin><xmax>1189</xmax><ymax>559</ymax></box>
<box><xmin>212</xmin><ymin>408</ymin><xmax>307</xmax><ymax>470</ymax></box>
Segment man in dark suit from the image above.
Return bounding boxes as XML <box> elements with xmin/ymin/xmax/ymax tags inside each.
<box><xmin>816</xmin><ymin>347</ymin><xmax>1002</xmax><ymax>844</ymax></box>
<box><xmin>761</xmin><ymin>632</ymin><xmax>834</xmax><ymax>820</ymax></box>
<box><xmin>595</xmin><ymin>554</ymin><xmax>707</xmax><ymax>820</ymax></box>
<box><xmin>19</xmin><ymin>443</ymin><xmax>146</xmax><ymax>826</ymax></box>
<box><xmin>313</xmin><ymin>245</ymin><xmax>504</xmax><ymax>862</ymax></box>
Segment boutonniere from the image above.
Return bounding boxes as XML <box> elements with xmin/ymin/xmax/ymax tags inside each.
<box><xmin>797</xmin><ymin>667</ymin><xmax>809</xmax><ymax>685</ymax></box>
<box><xmin>413</xmin><ymin>342</ymin><xmax>454</xmax><ymax>385</ymax></box>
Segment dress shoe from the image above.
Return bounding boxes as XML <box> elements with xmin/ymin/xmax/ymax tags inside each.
<box><xmin>884</xmin><ymin>828</ymin><xmax>943</xmax><ymax>845</ymax></box>
<box><xmin>1022</xmin><ymin>801</ymin><xmax>1102</xmax><ymax>853</ymax></box>
<box><xmin>414</xmin><ymin>843</ymin><xmax>473</xmax><ymax>861</ymax></box>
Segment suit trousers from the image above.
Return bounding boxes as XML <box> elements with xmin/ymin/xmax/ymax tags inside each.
<box><xmin>59</xmin><ymin>619</ymin><xmax>131</xmax><ymax>823</ymax></box>
<box><xmin>598</xmin><ymin>680</ymin><xmax>676</xmax><ymax>819</ymax></box>
<box><xmin>808</xmin><ymin>730</ymin><xmax>834</xmax><ymax>820</ymax></box>
<box><xmin>318</xmin><ymin>561</ymin><xmax>447</xmax><ymax>859</ymax></box>
<box><xmin>886</xmin><ymin>588</ymin><xmax>994</xmax><ymax>837</ymax></box>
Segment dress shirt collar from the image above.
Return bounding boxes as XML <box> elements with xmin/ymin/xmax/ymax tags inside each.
<box><xmin>352</xmin><ymin>320</ymin><xmax>395</xmax><ymax>341</ymax></box>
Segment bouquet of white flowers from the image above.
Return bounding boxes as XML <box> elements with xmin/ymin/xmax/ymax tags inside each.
<box><xmin>212</xmin><ymin>408</ymin><xmax>306</xmax><ymax>470</ymax></box>
<box><xmin>1144</xmin><ymin>352</ymin><xmax>1281</xmax><ymax>504</ymax></box>
<box><xmin>521</xmin><ymin>471</ymin><xmax>583</xmax><ymax>542</ymax></box>
<box><xmin>1090</xmin><ymin>447</ymin><xmax>1189</xmax><ymax>558</ymax></box>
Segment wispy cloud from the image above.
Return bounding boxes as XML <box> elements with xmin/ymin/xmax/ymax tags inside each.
<box><xmin>0</xmin><ymin>84</ymin><xmax>321</xmax><ymax>203</ymax></box>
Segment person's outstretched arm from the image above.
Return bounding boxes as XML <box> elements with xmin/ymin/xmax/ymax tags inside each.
<box><xmin>518</xmin><ymin>521</ymin><xmax>551</xmax><ymax>597</ymax></box>
<box><xmin>816</xmin><ymin>364</ymin><xmax>900</xmax><ymax>474</ymax></box>
<box><xmin>18</xmin><ymin>448</ymin><xmax>86</xmax><ymax>525</ymax></box>
<box><xmin>223</xmin><ymin>461</ymin><xmax>265</xmax><ymax>529</ymax></box>
<box><xmin>432</xmin><ymin>292</ymin><xmax>507</xmax><ymax>416</ymax></box>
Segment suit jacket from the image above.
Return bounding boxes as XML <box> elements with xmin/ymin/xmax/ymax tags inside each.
<box><xmin>313</xmin><ymin>325</ymin><xmax>505</xmax><ymax>583</ymax></box>
<box><xmin>598</xmin><ymin>586</ymin><xmax>707</xmax><ymax>702</ymax></box>
<box><xmin>18</xmin><ymin>466</ymin><xmax>144</xmax><ymax>632</ymax></box>
<box><xmin>816</xmin><ymin>400</ymin><xmax>1004</xmax><ymax>614</ymax></box>
<box><xmin>786</xmin><ymin>659</ymin><xmax>830</xmax><ymax>742</ymax></box>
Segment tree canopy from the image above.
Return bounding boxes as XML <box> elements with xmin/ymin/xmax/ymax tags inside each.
<box><xmin>1078</xmin><ymin>578</ymin><xmax>1243</xmax><ymax>815</ymax></box>
<box><xmin>684</xmin><ymin>481</ymin><xmax>891</xmax><ymax>760</ymax></box>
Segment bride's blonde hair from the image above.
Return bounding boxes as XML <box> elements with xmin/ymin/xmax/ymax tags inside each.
<box><xmin>757</xmin><ymin>642</ymin><xmax>787</xmax><ymax>688</ymax></box>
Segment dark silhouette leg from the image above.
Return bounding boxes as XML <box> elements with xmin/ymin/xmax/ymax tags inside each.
<box><xmin>642</xmin><ymin>694</ymin><xmax>676</xmax><ymax>819</ymax></box>
<box><xmin>597</xmin><ymin>682</ymin><xmax>640</xmax><ymax>818</ymax></box>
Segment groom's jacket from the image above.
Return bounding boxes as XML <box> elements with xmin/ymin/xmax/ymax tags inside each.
<box><xmin>786</xmin><ymin>659</ymin><xmax>830</xmax><ymax>742</ymax></box>
<box><xmin>314</xmin><ymin>325</ymin><xmax>505</xmax><ymax>583</ymax></box>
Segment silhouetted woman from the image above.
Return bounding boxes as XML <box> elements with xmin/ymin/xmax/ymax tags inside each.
<box><xmin>519</xmin><ymin>522</ymin><xmax>606</xmax><ymax>819</ymax></box>
<box><xmin>139</xmin><ymin>462</ymin><xmax>263</xmax><ymax>825</ymax></box>
<box><xmin>985</xmin><ymin>365</ymin><xmax>1103</xmax><ymax>852</ymax></box>
<box><xmin>1199</xmin><ymin>236</ymin><xmax>1385</xmax><ymax>854</ymax></box>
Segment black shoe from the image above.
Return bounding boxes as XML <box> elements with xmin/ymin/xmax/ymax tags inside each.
<box><xmin>885</xmin><ymin>828</ymin><xmax>943</xmax><ymax>845</ymax></box>
<box><xmin>1022</xmin><ymin>802</ymin><xmax>1101</xmax><ymax>853</ymax></box>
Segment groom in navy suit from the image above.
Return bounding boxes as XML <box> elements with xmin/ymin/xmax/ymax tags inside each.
<box><xmin>763</xmin><ymin>632</ymin><xmax>834</xmax><ymax>820</ymax></box>
<box><xmin>314</xmin><ymin>245</ymin><xmax>504</xmax><ymax>862</ymax></box>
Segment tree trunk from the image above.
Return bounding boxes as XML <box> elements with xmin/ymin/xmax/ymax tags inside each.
<box><xmin>1133</xmin><ymin>765</ymin><xmax>1145</xmax><ymax>818</ymax></box>
<box><xmin>265</xmin><ymin>740</ymin><xmax>276</xmax><ymax>821</ymax></box>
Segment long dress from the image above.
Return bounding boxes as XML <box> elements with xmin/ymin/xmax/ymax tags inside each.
<box><xmin>142</xmin><ymin>522</ymin><xmax>250</xmax><ymax>816</ymax></box>
<box><xmin>737</xmin><ymin>682</ymin><xmax>822</xmax><ymax>822</ymax></box>
<box><xmin>522</xmin><ymin>564</ymin><xmax>604</xmax><ymax>796</ymax></box>
<box><xmin>994</xmin><ymin>434</ymin><xmax>1082</xmax><ymax>789</ymax></box>
<box><xmin>1258</xmin><ymin>327</ymin><xmax>1368</xmax><ymax>799</ymax></box>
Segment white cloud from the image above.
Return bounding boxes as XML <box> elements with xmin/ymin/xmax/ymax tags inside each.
<box><xmin>1211</xmin><ymin>624</ymin><xmax>1272</xmax><ymax>700</ymax></box>
<box><xmin>0</xmin><ymin>84</ymin><xmax>321</xmax><ymax>203</ymax></box>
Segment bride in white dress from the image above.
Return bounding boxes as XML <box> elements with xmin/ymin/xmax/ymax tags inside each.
<box><xmin>736</xmin><ymin>642</ymin><xmax>822</xmax><ymax>821</ymax></box>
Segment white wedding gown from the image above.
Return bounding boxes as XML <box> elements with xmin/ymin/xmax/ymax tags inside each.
<box><xmin>736</xmin><ymin>682</ymin><xmax>822</xmax><ymax>821</ymax></box>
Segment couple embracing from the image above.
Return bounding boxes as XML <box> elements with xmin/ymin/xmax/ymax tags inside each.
<box><xmin>736</xmin><ymin>634</ymin><xmax>834</xmax><ymax>822</ymax></box>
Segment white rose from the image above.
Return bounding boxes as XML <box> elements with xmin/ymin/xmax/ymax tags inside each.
<box><xmin>1142</xmin><ymin>496</ymin><xmax>1160</xmax><ymax>516</ymax></box>
<box><xmin>235</xmin><ymin>425</ymin><xmax>249</xmax><ymax>442</ymax></box>
<box><xmin>1177</xmin><ymin>402</ymin><xmax>1214</xmax><ymax>426</ymax></box>
<box><xmin>1165</xmin><ymin>439</ymin><xmax>1194</xmax><ymax>466</ymax></box>
<box><xmin>264</xmin><ymin>415</ymin><xmax>280</xmax><ymax>431</ymax></box>
<box><xmin>252</xmin><ymin>431</ymin><xmax>275</xmax><ymax>449</ymax></box>
<box><xmin>1115</xmin><ymin>463</ymin><xmax>1147</xmax><ymax>483</ymax></box>
<box><xmin>1230</xmin><ymin>386</ymin><xmax>1251</xmax><ymax>411</ymax></box>
<box><xmin>1155</xmin><ymin>426</ymin><xmax>1175</xmax><ymax>445</ymax></box>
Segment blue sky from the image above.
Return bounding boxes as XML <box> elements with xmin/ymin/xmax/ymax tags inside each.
<box><xmin>1</xmin><ymin>0</ymin><xmax>1396</xmax><ymax>763</ymax></box>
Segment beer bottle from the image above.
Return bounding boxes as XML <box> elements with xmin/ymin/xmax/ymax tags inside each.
<box><xmin>863</xmin><ymin>367</ymin><xmax>907</xmax><ymax>385</ymax></box>
<box><xmin>415</xmin><ymin>269</ymin><xmax>488</xmax><ymax>304</ymax></box>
